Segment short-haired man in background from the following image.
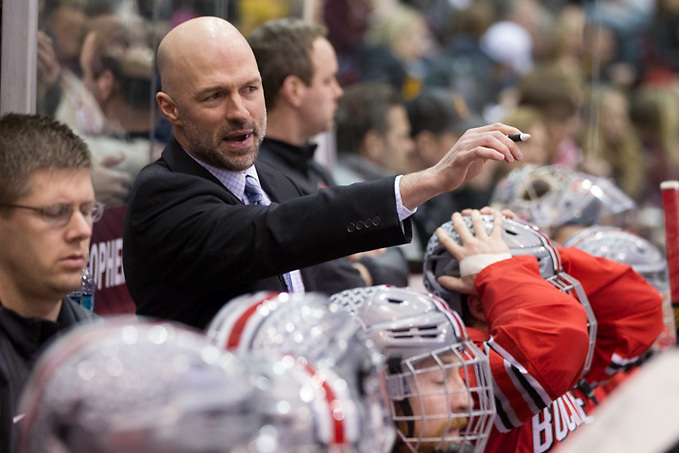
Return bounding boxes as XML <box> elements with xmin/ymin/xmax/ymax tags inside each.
<box><xmin>249</xmin><ymin>18</ymin><xmax>409</xmax><ymax>292</ymax></box>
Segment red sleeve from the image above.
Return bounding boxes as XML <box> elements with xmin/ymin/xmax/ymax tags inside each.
<box><xmin>558</xmin><ymin>247</ymin><xmax>665</xmax><ymax>385</ymax></box>
<box><xmin>473</xmin><ymin>255</ymin><xmax>591</xmax><ymax>432</ymax></box>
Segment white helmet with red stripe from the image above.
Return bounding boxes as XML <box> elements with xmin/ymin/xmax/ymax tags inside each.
<box><xmin>422</xmin><ymin>215</ymin><xmax>598</xmax><ymax>378</ymax></box>
<box><xmin>205</xmin><ymin>291</ymin><xmax>396</xmax><ymax>452</ymax></box>
<box><xmin>329</xmin><ymin>285</ymin><xmax>495</xmax><ymax>453</ymax></box>
<box><xmin>17</xmin><ymin>317</ymin><xmax>285</xmax><ymax>453</ymax></box>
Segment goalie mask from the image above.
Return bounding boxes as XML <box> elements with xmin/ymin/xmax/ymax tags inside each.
<box><xmin>17</xmin><ymin>318</ymin><xmax>268</xmax><ymax>453</ymax></box>
<box><xmin>205</xmin><ymin>291</ymin><xmax>395</xmax><ymax>453</ymax></box>
<box><xmin>490</xmin><ymin>164</ymin><xmax>636</xmax><ymax>232</ymax></box>
<box><xmin>423</xmin><ymin>215</ymin><xmax>597</xmax><ymax>377</ymax></box>
<box><xmin>329</xmin><ymin>285</ymin><xmax>495</xmax><ymax>453</ymax></box>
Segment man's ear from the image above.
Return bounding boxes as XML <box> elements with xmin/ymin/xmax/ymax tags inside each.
<box><xmin>413</xmin><ymin>130</ymin><xmax>437</xmax><ymax>164</ymax></box>
<box><xmin>156</xmin><ymin>91</ymin><xmax>179</xmax><ymax>124</ymax></box>
<box><xmin>96</xmin><ymin>69</ymin><xmax>117</xmax><ymax>104</ymax></box>
<box><xmin>362</xmin><ymin>129</ymin><xmax>385</xmax><ymax>162</ymax></box>
<box><xmin>280</xmin><ymin>75</ymin><xmax>305</xmax><ymax>108</ymax></box>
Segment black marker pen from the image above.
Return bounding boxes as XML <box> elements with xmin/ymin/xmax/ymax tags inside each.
<box><xmin>507</xmin><ymin>133</ymin><xmax>531</xmax><ymax>142</ymax></box>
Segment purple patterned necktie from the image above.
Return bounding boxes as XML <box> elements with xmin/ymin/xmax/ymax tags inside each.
<box><xmin>243</xmin><ymin>174</ymin><xmax>304</xmax><ymax>292</ymax></box>
<box><xmin>244</xmin><ymin>174</ymin><xmax>266</xmax><ymax>205</ymax></box>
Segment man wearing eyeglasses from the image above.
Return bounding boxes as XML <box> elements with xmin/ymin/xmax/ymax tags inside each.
<box><xmin>0</xmin><ymin>113</ymin><xmax>100</xmax><ymax>453</ymax></box>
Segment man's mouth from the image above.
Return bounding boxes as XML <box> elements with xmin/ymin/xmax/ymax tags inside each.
<box><xmin>225</xmin><ymin>132</ymin><xmax>252</xmax><ymax>143</ymax></box>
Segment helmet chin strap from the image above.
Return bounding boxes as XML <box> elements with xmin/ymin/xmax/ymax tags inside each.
<box><xmin>398</xmin><ymin>398</ymin><xmax>415</xmax><ymax>438</ymax></box>
<box><xmin>388</xmin><ymin>357</ymin><xmax>416</xmax><ymax>439</ymax></box>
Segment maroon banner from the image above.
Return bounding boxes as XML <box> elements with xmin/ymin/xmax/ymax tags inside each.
<box><xmin>88</xmin><ymin>205</ymin><xmax>136</xmax><ymax>316</ymax></box>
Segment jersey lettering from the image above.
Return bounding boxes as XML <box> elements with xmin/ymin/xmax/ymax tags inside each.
<box><xmin>531</xmin><ymin>391</ymin><xmax>592</xmax><ymax>453</ymax></box>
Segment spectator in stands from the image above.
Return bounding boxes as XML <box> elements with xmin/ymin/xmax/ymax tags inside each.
<box><xmin>78</xmin><ymin>12</ymin><xmax>162</xmax><ymax>204</ymax></box>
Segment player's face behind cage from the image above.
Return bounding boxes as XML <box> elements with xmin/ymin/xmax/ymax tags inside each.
<box><xmin>388</xmin><ymin>345</ymin><xmax>494</xmax><ymax>453</ymax></box>
<box><xmin>329</xmin><ymin>285</ymin><xmax>495</xmax><ymax>453</ymax></box>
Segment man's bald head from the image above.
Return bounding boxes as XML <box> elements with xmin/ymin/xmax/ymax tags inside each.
<box><xmin>153</xmin><ymin>15</ymin><xmax>266</xmax><ymax>171</ymax></box>
<box><xmin>156</xmin><ymin>16</ymin><xmax>250</xmax><ymax>96</ymax></box>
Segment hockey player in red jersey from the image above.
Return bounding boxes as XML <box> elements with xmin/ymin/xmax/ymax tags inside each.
<box><xmin>423</xmin><ymin>209</ymin><xmax>664</xmax><ymax>453</ymax></box>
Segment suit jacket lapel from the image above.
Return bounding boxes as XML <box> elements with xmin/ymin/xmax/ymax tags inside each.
<box><xmin>257</xmin><ymin>160</ymin><xmax>306</xmax><ymax>203</ymax></box>
<box><xmin>162</xmin><ymin>138</ymin><xmax>241</xmax><ymax>202</ymax></box>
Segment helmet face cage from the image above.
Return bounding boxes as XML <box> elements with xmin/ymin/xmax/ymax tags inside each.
<box><xmin>18</xmin><ymin>318</ymin><xmax>264</xmax><ymax>453</ymax></box>
<box><xmin>330</xmin><ymin>286</ymin><xmax>495</xmax><ymax>453</ymax></box>
<box><xmin>205</xmin><ymin>291</ymin><xmax>396</xmax><ymax>453</ymax></box>
<box><xmin>490</xmin><ymin>165</ymin><xmax>636</xmax><ymax>231</ymax></box>
<box><xmin>389</xmin><ymin>343</ymin><xmax>495</xmax><ymax>453</ymax></box>
<box><xmin>422</xmin><ymin>215</ymin><xmax>597</xmax><ymax>378</ymax></box>
<box><xmin>490</xmin><ymin>164</ymin><xmax>573</xmax><ymax>229</ymax></box>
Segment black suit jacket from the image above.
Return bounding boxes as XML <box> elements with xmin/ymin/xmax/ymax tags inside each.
<box><xmin>258</xmin><ymin>137</ymin><xmax>409</xmax><ymax>291</ymax></box>
<box><xmin>123</xmin><ymin>138</ymin><xmax>411</xmax><ymax>329</ymax></box>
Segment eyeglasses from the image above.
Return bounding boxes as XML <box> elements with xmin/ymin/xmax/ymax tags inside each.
<box><xmin>0</xmin><ymin>201</ymin><xmax>104</xmax><ymax>226</ymax></box>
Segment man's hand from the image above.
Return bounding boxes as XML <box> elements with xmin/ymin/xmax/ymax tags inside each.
<box><xmin>461</xmin><ymin>205</ymin><xmax>518</xmax><ymax>219</ymax></box>
<box><xmin>437</xmin><ymin>210</ymin><xmax>511</xmax><ymax>296</ymax></box>
<box><xmin>37</xmin><ymin>31</ymin><xmax>61</xmax><ymax>100</ymax></box>
<box><xmin>92</xmin><ymin>155</ymin><xmax>133</xmax><ymax>208</ymax></box>
<box><xmin>399</xmin><ymin>123</ymin><xmax>524</xmax><ymax>210</ymax></box>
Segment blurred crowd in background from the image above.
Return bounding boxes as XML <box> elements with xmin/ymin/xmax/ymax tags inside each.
<box><xmin>31</xmin><ymin>0</ymin><xmax>679</xmax><ymax>253</ymax></box>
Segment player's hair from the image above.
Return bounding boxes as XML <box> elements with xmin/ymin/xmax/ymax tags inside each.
<box><xmin>0</xmin><ymin>113</ymin><xmax>91</xmax><ymax>205</ymax></box>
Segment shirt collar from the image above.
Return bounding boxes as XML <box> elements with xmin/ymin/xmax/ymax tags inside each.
<box><xmin>183</xmin><ymin>149</ymin><xmax>263</xmax><ymax>204</ymax></box>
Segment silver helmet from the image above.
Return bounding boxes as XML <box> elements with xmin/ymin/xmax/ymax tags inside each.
<box><xmin>563</xmin><ymin>226</ymin><xmax>676</xmax><ymax>351</ymax></box>
<box><xmin>329</xmin><ymin>285</ymin><xmax>495</xmax><ymax>453</ymax></box>
<box><xmin>563</xmin><ymin>226</ymin><xmax>669</xmax><ymax>293</ymax></box>
<box><xmin>17</xmin><ymin>318</ymin><xmax>266</xmax><ymax>453</ymax></box>
<box><xmin>422</xmin><ymin>215</ymin><xmax>597</xmax><ymax>377</ymax></box>
<box><xmin>490</xmin><ymin>164</ymin><xmax>636</xmax><ymax>231</ymax></box>
<box><xmin>205</xmin><ymin>291</ymin><xmax>395</xmax><ymax>453</ymax></box>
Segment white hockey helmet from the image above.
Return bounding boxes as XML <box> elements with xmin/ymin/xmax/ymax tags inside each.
<box><xmin>563</xmin><ymin>226</ymin><xmax>669</xmax><ymax>293</ymax></box>
<box><xmin>329</xmin><ymin>285</ymin><xmax>495</xmax><ymax>453</ymax></box>
<box><xmin>422</xmin><ymin>215</ymin><xmax>597</xmax><ymax>377</ymax></box>
<box><xmin>17</xmin><ymin>318</ymin><xmax>268</xmax><ymax>453</ymax></box>
<box><xmin>206</xmin><ymin>291</ymin><xmax>395</xmax><ymax>453</ymax></box>
<box><xmin>563</xmin><ymin>226</ymin><xmax>677</xmax><ymax>351</ymax></box>
<box><xmin>490</xmin><ymin>164</ymin><xmax>636</xmax><ymax>231</ymax></box>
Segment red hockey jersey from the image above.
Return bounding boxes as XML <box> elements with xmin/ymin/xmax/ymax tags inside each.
<box><xmin>470</xmin><ymin>247</ymin><xmax>664</xmax><ymax>453</ymax></box>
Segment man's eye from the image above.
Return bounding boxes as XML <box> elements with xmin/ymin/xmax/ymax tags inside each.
<box><xmin>43</xmin><ymin>204</ymin><xmax>71</xmax><ymax>219</ymax></box>
<box><xmin>80</xmin><ymin>203</ymin><xmax>94</xmax><ymax>217</ymax></box>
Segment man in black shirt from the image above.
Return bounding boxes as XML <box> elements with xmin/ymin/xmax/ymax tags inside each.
<box><xmin>249</xmin><ymin>18</ymin><xmax>409</xmax><ymax>292</ymax></box>
<box><xmin>0</xmin><ymin>114</ymin><xmax>99</xmax><ymax>453</ymax></box>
